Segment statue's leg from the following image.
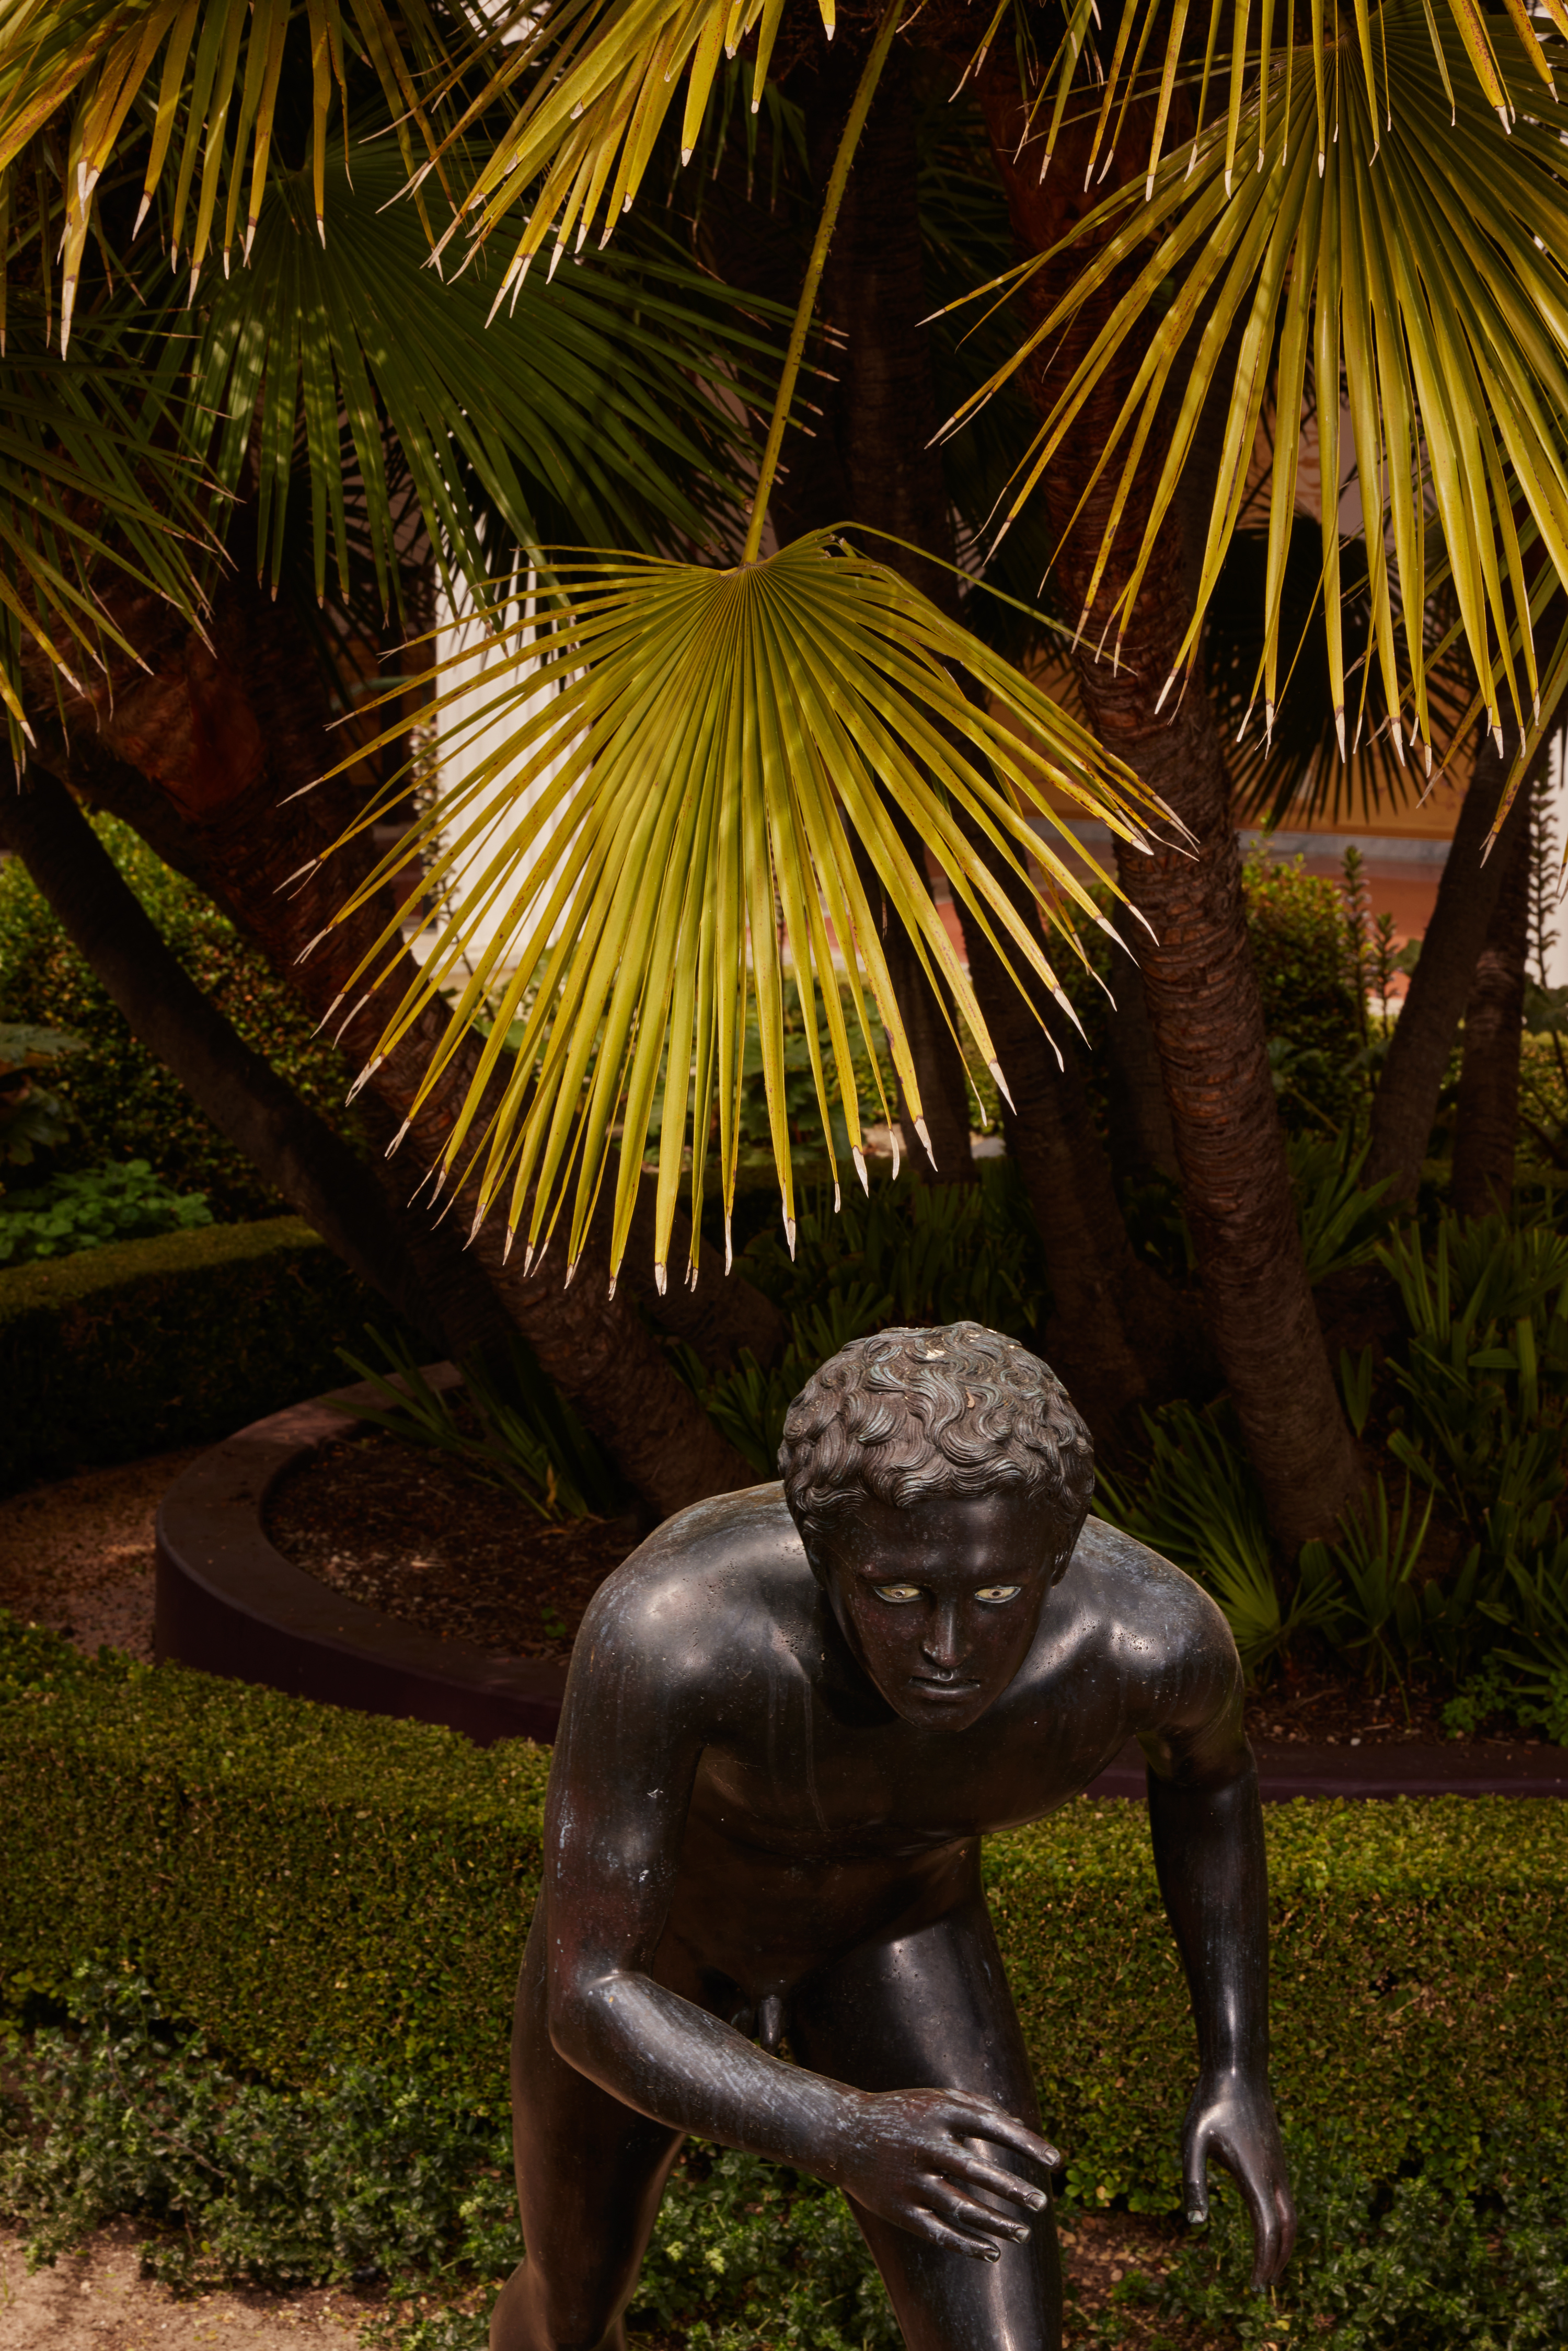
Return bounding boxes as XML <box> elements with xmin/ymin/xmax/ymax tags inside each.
<box><xmin>489</xmin><ymin>1911</ymin><xmax>685</xmax><ymax>2351</ymax></box>
<box><xmin>790</xmin><ymin>1887</ymin><xmax>1062</xmax><ymax>2351</ymax></box>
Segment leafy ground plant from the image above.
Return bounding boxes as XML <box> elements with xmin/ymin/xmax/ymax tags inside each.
<box><xmin>1131</xmin><ymin>2126</ymin><xmax>1568</xmax><ymax>2351</ymax></box>
<box><xmin>0</xmin><ymin>1160</ymin><xmax>212</xmax><ymax>1264</ymax></box>
<box><xmin>0</xmin><ymin>1967</ymin><xmax>897</xmax><ymax>2350</ymax></box>
<box><xmin>333</xmin><ymin>1325</ymin><xmax>623</xmax><ymax>1522</ymax></box>
<box><xmin>690</xmin><ymin>1163</ymin><xmax>1047</xmax><ymax>1474</ymax></box>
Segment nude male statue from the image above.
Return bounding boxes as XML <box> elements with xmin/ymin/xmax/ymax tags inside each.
<box><xmin>491</xmin><ymin>1320</ymin><xmax>1295</xmax><ymax>2351</ymax></box>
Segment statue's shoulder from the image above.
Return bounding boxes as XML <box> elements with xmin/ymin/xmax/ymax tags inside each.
<box><xmin>1065</xmin><ymin>1513</ymin><xmax>1236</xmax><ymax>1671</ymax></box>
<box><xmin>573</xmin><ymin>1483</ymin><xmax>808</xmax><ymax>1667</ymax></box>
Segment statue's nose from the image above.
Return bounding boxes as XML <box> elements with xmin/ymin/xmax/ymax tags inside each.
<box><xmin>920</xmin><ymin>1604</ymin><xmax>964</xmax><ymax>1671</ymax></box>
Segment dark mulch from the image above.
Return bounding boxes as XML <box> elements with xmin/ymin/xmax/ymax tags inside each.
<box><xmin>267</xmin><ymin>1430</ymin><xmax>1536</xmax><ymax>1753</ymax></box>
<box><xmin>264</xmin><ymin>1428</ymin><xmax>640</xmax><ymax>1662</ymax></box>
<box><xmin>1058</xmin><ymin>2211</ymin><xmax>1208</xmax><ymax>2348</ymax></box>
<box><xmin>1242</xmin><ymin>1656</ymin><xmax>1553</xmax><ymax>1749</ymax></box>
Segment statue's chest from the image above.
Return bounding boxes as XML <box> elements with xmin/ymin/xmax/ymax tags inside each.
<box><xmin>692</xmin><ymin>1704</ymin><xmax>1068</xmax><ymax>1861</ymax></box>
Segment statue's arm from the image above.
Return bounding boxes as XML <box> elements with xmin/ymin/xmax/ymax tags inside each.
<box><xmin>1142</xmin><ymin>1645</ymin><xmax>1296</xmax><ymax>2287</ymax></box>
<box><xmin>539</xmin><ymin>1574</ymin><xmax>1055</xmax><ymax>2260</ymax></box>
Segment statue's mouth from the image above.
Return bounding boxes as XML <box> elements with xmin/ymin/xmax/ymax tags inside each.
<box><xmin>907</xmin><ymin>1674</ymin><xmax>981</xmax><ymax>1699</ymax></box>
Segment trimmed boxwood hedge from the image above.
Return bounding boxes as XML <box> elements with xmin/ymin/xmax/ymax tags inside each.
<box><xmin>0</xmin><ymin>1216</ymin><xmax>407</xmax><ymax>1491</ymax></box>
<box><xmin>2</xmin><ymin>1619</ymin><xmax>1562</xmax><ymax>2212</ymax></box>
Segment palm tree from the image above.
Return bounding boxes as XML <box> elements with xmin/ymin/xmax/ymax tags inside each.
<box><xmin>2</xmin><ymin>0</ymin><xmax>1563</xmax><ymax>1547</ymax></box>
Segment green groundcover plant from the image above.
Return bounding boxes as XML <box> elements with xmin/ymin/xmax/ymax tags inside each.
<box><xmin>2</xmin><ymin>1616</ymin><xmax>1566</xmax><ymax>2347</ymax></box>
<box><xmin>0</xmin><ymin>1161</ymin><xmax>211</xmax><ymax>1265</ymax></box>
<box><xmin>0</xmin><ymin>817</ymin><xmax>361</xmax><ymax>1221</ymax></box>
<box><xmin>7</xmin><ymin>1969</ymin><xmax>1567</xmax><ymax>2351</ymax></box>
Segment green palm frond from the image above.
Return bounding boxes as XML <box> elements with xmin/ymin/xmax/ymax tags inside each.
<box><xmin>194</xmin><ymin>140</ymin><xmax>771</xmax><ymax>609</ymax></box>
<box><xmin>418</xmin><ymin>0</ymin><xmax>834</xmax><ymax>295</ymax></box>
<box><xmin>997</xmin><ymin>0</ymin><xmax>1564</xmax><ymax>200</ymax></box>
<box><xmin>0</xmin><ymin>290</ymin><xmax>206</xmax><ymax>764</ymax></box>
<box><xmin>0</xmin><ymin>0</ymin><xmax>459</xmax><ymax>345</ymax></box>
<box><xmin>303</xmin><ymin>533</ymin><xmax>1163</xmax><ymax>1288</ymax></box>
<box><xmin>950</xmin><ymin>5</ymin><xmax>1568</xmax><ymax>778</ymax></box>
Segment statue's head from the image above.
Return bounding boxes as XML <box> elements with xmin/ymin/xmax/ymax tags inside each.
<box><xmin>778</xmin><ymin>1322</ymin><xmax>1094</xmax><ymax>1731</ymax></box>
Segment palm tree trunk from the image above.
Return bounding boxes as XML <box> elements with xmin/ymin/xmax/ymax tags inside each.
<box><xmin>25</xmin><ymin>545</ymin><xmax>758</xmax><ymax>1516</ymax></box>
<box><xmin>779</xmin><ymin>35</ymin><xmax>1191</xmax><ymax>1421</ymax></box>
<box><xmin>1366</xmin><ymin>738</ymin><xmax>1535</xmax><ymax>1201</ymax></box>
<box><xmin>955</xmin><ymin>880</ymin><xmax>1198</xmax><ymax>1442</ymax></box>
<box><xmin>973</xmin><ymin>59</ymin><xmax>1363</xmax><ymax>1549</ymax></box>
<box><xmin>0</xmin><ymin>762</ymin><xmax>447</xmax><ymax>1346</ymax></box>
<box><xmin>1451</xmin><ymin>787</ymin><xmax>1532</xmax><ymax>1219</ymax></box>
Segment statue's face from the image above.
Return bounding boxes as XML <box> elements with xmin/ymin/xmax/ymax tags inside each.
<box><xmin>809</xmin><ymin>1486</ymin><xmax>1079</xmax><ymax>1733</ymax></box>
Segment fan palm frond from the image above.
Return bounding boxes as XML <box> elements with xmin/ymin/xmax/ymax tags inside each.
<box><xmin>0</xmin><ymin>0</ymin><xmax>460</xmax><ymax>347</ymax></box>
<box><xmin>992</xmin><ymin>0</ymin><xmax>1563</xmax><ymax>200</ymax></box>
<box><xmin>949</xmin><ymin>4</ymin><xmax>1568</xmax><ymax>779</ymax></box>
<box><xmin>194</xmin><ymin>140</ymin><xmax>773</xmax><ymax>610</ymax></box>
<box><xmin>418</xmin><ymin>0</ymin><xmax>839</xmax><ymax>296</ymax></box>
<box><xmin>303</xmin><ymin>533</ymin><xmax>1163</xmax><ymax>1290</ymax></box>
<box><xmin>0</xmin><ymin>290</ymin><xmax>207</xmax><ymax>764</ymax></box>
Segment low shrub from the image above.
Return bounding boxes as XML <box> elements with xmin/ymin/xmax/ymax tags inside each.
<box><xmin>1138</xmin><ymin>2122</ymin><xmax>1568</xmax><ymax>2349</ymax></box>
<box><xmin>0</xmin><ymin>815</ymin><xmax>363</xmax><ymax>1220</ymax></box>
<box><xmin>0</xmin><ymin>1160</ymin><xmax>212</xmax><ymax>1265</ymax></box>
<box><xmin>9</xmin><ymin>1971</ymin><xmax>1568</xmax><ymax>2351</ymax></box>
<box><xmin>1243</xmin><ymin>850</ymin><xmax>1364</xmax><ymax>1132</ymax></box>
<box><xmin>0</xmin><ymin>1217</ymin><xmax>414</xmax><ymax>1490</ymax></box>
<box><xmin>0</xmin><ymin>1967</ymin><xmax>898</xmax><ymax>2350</ymax></box>
<box><xmin>693</xmin><ymin>1163</ymin><xmax>1050</xmax><ymax>1472</ymax></box>
<box><xmin>1</xmin><ymin>1621</ymin><xmax>1562</xmax><ymax>2211</ymax></box>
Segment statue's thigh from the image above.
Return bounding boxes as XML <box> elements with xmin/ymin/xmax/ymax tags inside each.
<box><xmin>790</xmin><ymin>1894</ymin><xmax>1062</xmax><ymax>2351</ymax></box>
<box><xmin>492</xmin><ymin>1912</ymin><xmax>684</xmax><ymax>2351</ymax></box>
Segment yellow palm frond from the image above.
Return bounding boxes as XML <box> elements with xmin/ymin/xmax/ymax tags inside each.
<box><xmin>948</xmin><ymin>5</ymin><xmax>1568</xmax><ymax>777</ymax></box>
<box><xmin>418</xmin><ymin>0</ymin><xmax>833</xmax><ymax>297</ymax></box>
<box><xmin>303</xmin><ymin>535</ymin><xmax>1165</xmax><ymax>1288</ymax></box>
<box><xmin>0</xmin><ymin>0</ymin><xmax>457</xmax><ymax>347</ymax></box>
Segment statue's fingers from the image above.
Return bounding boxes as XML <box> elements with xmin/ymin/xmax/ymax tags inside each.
<box><xmin>944</xmin><ymin>2100</ymin><xmax>1059</xmax><ymax>2173</ymax></box>
<box><xmin>908</xmin><ymin>2201</ymin><xmax>1007</xmax><ymax>2262</ymax></box>
<box><xmin>943</xmin><ymin>2149</ymin><xmax>1051</xmax><ymax>2215</ymax></box>
<box><xmin>1183</xmin><ymin>2128</ymin><xmax>1212</xmax><ymax>2227</ymax></box>
<box><xmin>1257</xmin><ymin>2179</ymin><xmax>1297</xmax><ymax>2282</ymax></box>
<box><xmin>925</xmin><ymin>2179</ymin><xmax>1034</xmax><ymax>2246</ymax></box>
<box><xmin>1247</xmin><ymin>2191</ymin><xmax>1287</xmax><ymax>2289</ymax></box>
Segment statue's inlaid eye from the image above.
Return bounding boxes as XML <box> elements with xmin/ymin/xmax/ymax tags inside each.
<box><xmin>874</xmin><ymin>1584</ymin><xmax>923</xmax><ymax>1604</ymax></box>
<box><xmin>975</xmin><ymin>1584</ymin><xmax>1022</xmax><ymax>1604</ymax></box>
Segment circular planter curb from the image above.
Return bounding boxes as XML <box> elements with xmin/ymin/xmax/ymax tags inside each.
<box><xmin>157</xmin><ymin>1384</ymin><xmax>1568</xmax><ymax>1793</ymax></box>
<box><xmin>154</xmin><ymin>1369</ymin><xmax>570</xmax><ymax>1746</ymax></box>
<box><xmin>1087</xmin><ymin>1735</ymin><xmax>1568</xmax><ymax>1804</ymax></box>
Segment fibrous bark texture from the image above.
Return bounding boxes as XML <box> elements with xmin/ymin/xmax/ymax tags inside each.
<box><xmin>22</xmin><ymin>540</ymin><xmax>762</xmax><ymax>1517</ymax></box>
<box><xmin>972</xmin><ymin>58</ymin><xmax>1362</xmax><ymax>1548</ymax></box>
<box><xmin>1366</xmin><ymin>738</ymin><xmax>1535</xmax><ymax>1203</ymax></box>
<box><xmin>1451</xmin><ymin>788</ymin><xmax>1532</xmax><ymax>1220</ymax></box>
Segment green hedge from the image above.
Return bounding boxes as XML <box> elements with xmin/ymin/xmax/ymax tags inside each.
<box><xmin>0</xmin><ymin>813</ymin><xmax>364</xmax><ymax>1221</ymax></box>
<box><xmin>0</xmin><ymin>1217</ymin><xmax>402</xmax><ymax>1490</ymax></box>
<box><xmin>1</xmin><ymin>1620</ymin><xmax>1562</xmax><ymax>2206</ymax></box>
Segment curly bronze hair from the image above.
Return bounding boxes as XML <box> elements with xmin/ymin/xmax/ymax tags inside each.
<box><xmin>778</xmin><ymin>1321</ymin><xmax>1094</xmax><ymax>1545</ymax></box>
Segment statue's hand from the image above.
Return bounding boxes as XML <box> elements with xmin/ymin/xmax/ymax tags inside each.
<box><xmin>827</xmin><ymin>2087</ymin><xmax>1058</xmax><ymax>2261</ymax></box>
<box><xmin>1182</xmin><ymin>2064</ymin><xmax>1295</xmax><ymax>2287</ymax></box>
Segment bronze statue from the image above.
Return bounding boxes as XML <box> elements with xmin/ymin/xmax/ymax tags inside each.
<box><xmin>491</xmin><ymin>1321</ymin><xmax>1294</xmax><ymax>2351</ymax></box>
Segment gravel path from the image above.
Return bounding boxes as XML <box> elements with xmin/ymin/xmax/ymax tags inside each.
<box><xmin>0</xmin><ymin>2227</ymin><xmax>369</xmax><ymax>2351</ymax></box>
<box><xmin>0</xmin><ymin>1448</ymin><xmax>203</xmax><ymax>1662</ymax></box>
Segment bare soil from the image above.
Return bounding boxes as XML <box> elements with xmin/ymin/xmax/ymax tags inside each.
<box><xmin>0</xmin><ymin>2223</ymin><xmax>369</xmax><ymax>2351</ymax></box>
<box><xmin>0</xmin><ymin>1446</ymin><xmax>204</xmax><ymax>1664</ymax></box>
<box><xmin>264</xmin><ymin>1431</ymin><xmax>639</xmax><ymax>1661</ymax></box>
<box><xmin>265</xmin><ymin>1429</ymin><xmax>1526</xmax><ymax>1750</ymax></box>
